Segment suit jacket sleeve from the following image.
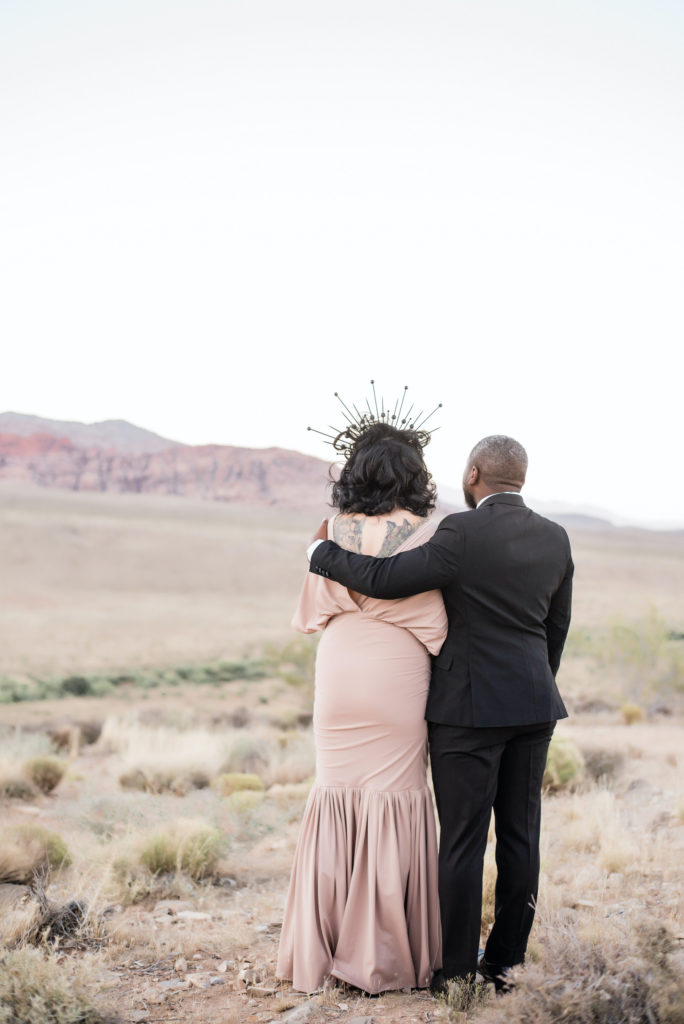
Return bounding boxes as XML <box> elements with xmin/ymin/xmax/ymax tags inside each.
<box><xmin>309</xmin><ymin>514</ymin><xmax>463</xmax><ymax>599</ymax></box>
<box><xmin>545</xmin><ymin>553</ymin><xmax>574</xmax><ymax>676</ymax></box>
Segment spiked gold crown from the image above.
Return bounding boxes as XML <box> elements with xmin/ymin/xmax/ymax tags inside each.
<box><xmin>308</xmin><ymin>381</ymin><xmax>442</xmax><ymax>458</ymax></box>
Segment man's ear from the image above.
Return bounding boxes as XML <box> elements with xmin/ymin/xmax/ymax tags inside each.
<box><xmin>466</xmin><ymin>465</ymin><xmax>479</xmax><ymax>486</ymax></box>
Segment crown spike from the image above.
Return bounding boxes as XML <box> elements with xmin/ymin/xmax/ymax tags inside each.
<box><xmin>370</xmin><ymin>380</ymin><xmax>380</xmax><ymax>418</ymax></box>
<box><xmin>334</xmin><ymin>392</ymin><xmax>357</xmax><ymax>424</ymax></box>
<box><xmin>307</xmin><ymin>427</ymin><xmax>337</xmax><ymax>440</ymax></box>
<box><xmin>308</xmin><ymin>384</ymin><xmax>441</xmax><ymax>459</ymax></box>
<box><xmin>396</xmin><ymin>386</ymin><xmax>408</xmax><ymax>422</ymax></box>
<box><xmin>414</xmin><ymin>403</ymin><xmax>443</xmax><ymax>430</ymax></box>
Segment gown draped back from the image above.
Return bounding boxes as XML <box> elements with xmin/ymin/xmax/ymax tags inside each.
<box><xmin>276</xmin><ymin>515</ymin><xmax>448</xmax><ymax>994</ymax></box>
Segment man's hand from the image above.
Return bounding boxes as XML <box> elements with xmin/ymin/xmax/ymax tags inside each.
<box><xmin>310</xmin><ymin>519</ymin><xmax>329</xmax><ymax>544</ymax></box>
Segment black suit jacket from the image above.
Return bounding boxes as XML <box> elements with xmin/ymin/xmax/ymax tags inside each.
<box><xmin>310</xmin><ymin>494</ymin><xmax>573</xmax><ymax>728</ymax></box>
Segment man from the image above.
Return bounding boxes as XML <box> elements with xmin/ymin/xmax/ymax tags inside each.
<box><xmin>307</xmin><ymin>435</ymin><xmax>573</xmax><ymax>992</ymax></box>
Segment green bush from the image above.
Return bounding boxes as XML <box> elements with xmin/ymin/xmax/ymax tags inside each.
<box><xmin>24</xmin><ymin>757</ymin><xmax>67</xmax><ymax>794</ymax></box>
<box><xmin>217</xmin><ymin>772</ymin><xmax>265</xmax><ymax>796</ymax></box>
<box><xmin>140</xmin><ymin>823</ymin><xmax>223</xmax><ymax>880</ymax></box>
<box><xmin>620</xmin><ymin>701</ymin><xmax>645</xmax><ymax>725</ymax></box>
<box><xmin>543</xmin><ymin>736</ymin><xmax>585</xmax><ymax>792</ymax></box>
<box><xmin>0</xmin><ymin>824</ymin><xmax>71</xmax><ymax>884</ymax></box>
<box><xmin>0</xmin><ymin>775</ymin><xmax>38</xmax><ymax>801</ymax></box>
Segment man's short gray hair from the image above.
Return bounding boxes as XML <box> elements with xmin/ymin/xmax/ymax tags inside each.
<box><xmin>469</xmin><ymin>435</ymin><xmax>528</xmax><ymax>488</ymax></box>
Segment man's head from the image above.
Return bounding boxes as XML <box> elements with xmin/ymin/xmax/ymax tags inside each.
<box><xmin>462</xmin><ymin>435</ymin><xmax>528</xmax><ymax>509</ymax></box>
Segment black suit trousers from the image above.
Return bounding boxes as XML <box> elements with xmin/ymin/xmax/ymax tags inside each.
<box><xmin>428</xmin><ymin>719</ymin><xmax>556</xmax><ymax>979</ymax></box>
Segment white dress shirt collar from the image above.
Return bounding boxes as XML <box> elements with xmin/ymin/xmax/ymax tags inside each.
<box><xmin>476</xmin><ymin>491</ymin><xmax>522</xmax><ymax>509</ymax></box>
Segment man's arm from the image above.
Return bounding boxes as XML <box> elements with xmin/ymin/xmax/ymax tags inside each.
<box><xmin>545</xmin><ymin>555</ymin><xmax>574</xmax><ymax>676</ymax></box>
<box><xmin>310</xmin><ymin>515</ymin><xmax>463</xmax><ymax>599</ymax></box>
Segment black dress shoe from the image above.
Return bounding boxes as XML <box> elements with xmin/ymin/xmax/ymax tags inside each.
<box><xmin>477</xmin><ymin>956</ymin><xmax>514</xmax><ymax>993</ymax></box>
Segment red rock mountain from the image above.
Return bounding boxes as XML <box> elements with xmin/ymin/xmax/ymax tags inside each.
<box><xmin>0</xmin><ymin>412</ymin><xmax>331</xmax><ymax>508</ymax></box>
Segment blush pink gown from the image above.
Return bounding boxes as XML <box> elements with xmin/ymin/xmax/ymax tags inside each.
<box><xmin>276</xmin><ymin>515</ymin><xmax>448</xmax><ymax>994</ymax></box>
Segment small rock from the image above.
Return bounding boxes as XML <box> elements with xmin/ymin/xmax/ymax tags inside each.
<box><xmin>176</xmin><ymin>910</ymin><xmax>211</xmax><ymax>921</ymax></box>
<box><xmin>209</xmin><ymin>976</ymin><xmax>225</xmax><ymax>986</ymax></box>
<box><xmin>188</xmin><ymin>974</ymin><xmax>209</xmax><ymax>989</ymax></box>
<box><xmin>217</xmin><ymin>960</ymin><xmax>230</xmax><ymax>973</ymax></box>
<box><xmin>153</xmin><ymin>900</ymin><xmax>194</xmax><ymax>915</ymax></box>
<box><xmin>129</xmin><ymin>1013</ymin><xmax>149</xmax><ymax>1023</ymax></box>
<box><xmin>235</xmin><ymin>965</ymin><xmax>263</xmax><ymax>989</ymax></box>
<box><xmin>158</xmin><ymin>979</ymin><xmax>190</xmax><ymax>991</ymax></box>
<box><xmin>573</xmin><ymin>899</ymin><xmax>596</xmax><ymax>909</ymax></box>
<box><xmin>192</xmin><ymin>952</ymin><xmax>203</xmax><ymax>960</ymax></box>
<box><xmin>141</xmin><ymin>986</ymin><xmax>165</xmax><ymax>1004</ymax></box>
<box><xmin>280</xmin><ymin>1002</ymin><xmax>316</xmax><ymax>1023</ymax></box>
<box><xmin>174</xmin><ymin>957</ymin><xmax>187</xmax><ymax>973</ymax></box>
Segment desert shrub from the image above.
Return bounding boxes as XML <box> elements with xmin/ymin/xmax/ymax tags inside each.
<box><xmin>621</xmin><ymin>702</ymin><xmax>645</xmax><ymax>725</ymax></box>
<box><xmin>219</xmin><ymin>734</ymin><xmax>270</xmax><ymax>775</ymax></box>
<box><xmin>442</xmin><ymin>975</ymin><xmax>490</xmax><ymax>1014</ymax></box>
<box><xmin>59</xmin><ymin>675</ymin><xmax>93</xmax><ymax>696</ymax></box>
<box><xmin>267</xmin><ymin>639</ymin><xmax>317</xmax><ymax>698</ymax></box>
<box><xmin>118</xmin><ymin>765</ymin><xmax>210</xmax><ymax>795</ymax></box>
<box><xmin>0</xmin><ymin>825</ymin><xmax>71</xmax><ymax>884</ymax></box>
<box><xmin>0</xmin><ymin>947</ymin><xmax>112</xmax><ymax>1024</ymax></box>
<box><xmin>172</xmin><ymin>659</ymin><xmax>268</xmax><ymax>685</ymax></box>
<box><xmin>24</xmin><ymin>757</ymin><xmax>67</xmax><ymax>794</ymax></box>
<box><xmin>467</xmin><ymin>918</ymin><xmax>684</xmax><ymax>1024</ymax></box>
<box><xmin>0</xmin><ymin>774</ymin><xmax>38</xmax><ymax>801</ymax></box>
<box><xmin>266</xmin><ymin>781</ymin><xmax>311</xmax><ymax>808</ymax></box>
<box><xmin>216</xmin><ymin>772</ymin><xmax>265</xmax><ymax>796</ymax></box>
<box><xmin>580</xmin><ymin>744</ymin><xmax>626</xmax><ymax>782</ymax></box>
<box><xmin>140</xmin><ymin>822</ymin><xmax>223</xmax><ymax>880</ymax></box>
<box><xmin>543</xmin><ymin>736</ymin><xmax>585</xmax><ymax>792</ymax></box>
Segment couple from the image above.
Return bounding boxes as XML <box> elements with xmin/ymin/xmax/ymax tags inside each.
<box><xmin>276</xmin><ymin>405</ymin><xmax>573</xmax><ymax>996</ymax></box>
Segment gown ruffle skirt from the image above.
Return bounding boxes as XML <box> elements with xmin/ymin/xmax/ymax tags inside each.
<box><xmin>276</xmin><ymin>518</ymin><xmax>448</xmax><ymax>994</ymax></box>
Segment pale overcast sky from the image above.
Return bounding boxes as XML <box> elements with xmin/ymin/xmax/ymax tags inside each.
<box><xmin>1</xmin><ymin>1</ymin><xmax>682</xmax><ymax>527</ymax></box>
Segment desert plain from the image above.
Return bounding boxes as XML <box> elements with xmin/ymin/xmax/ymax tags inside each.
<box><xmin>0</xmin><ymin>482</ymin><xmax>682</xmax><ymax>1024</ymax></box>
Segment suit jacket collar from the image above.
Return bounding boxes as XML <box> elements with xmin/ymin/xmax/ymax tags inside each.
<box><xmin>477</xmin><ymin>492</ymin><xmax>526</xmax><ymax>510</ymax></box>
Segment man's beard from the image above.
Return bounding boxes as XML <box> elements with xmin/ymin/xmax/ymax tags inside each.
<box><xmin>463</xmin><ymin>488</ymin><xmax>476</xmax><ymax>510</ymax></box>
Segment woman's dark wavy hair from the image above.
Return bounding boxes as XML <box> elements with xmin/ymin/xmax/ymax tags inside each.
<box><xmin>330</xmin><ymin>423</ymin><xmax>437</xmax><ymax>517</ymax></box>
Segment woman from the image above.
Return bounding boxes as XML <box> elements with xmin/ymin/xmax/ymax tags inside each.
<box><xmin>276</xmin><ymin>419</ymin><xmax>448</xmax><ymax>995</ymax></box>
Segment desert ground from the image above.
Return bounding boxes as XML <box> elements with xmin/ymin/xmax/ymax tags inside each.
<box><xmin>0</xmin><ymin>483</ymin><xmax>682</xmax><ymax>1024</ymax></box>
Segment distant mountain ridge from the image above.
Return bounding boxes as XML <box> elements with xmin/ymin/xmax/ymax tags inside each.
<box><xmin>0</xmin><ymin>411</ymin><xmax>657</xmax><ymax>529</ymax></box>
<box><xmin>0</xmin><ymin>411</ymin><xmax>329</xmax><ymax>508</ymax></box>
<box><xmin>0</xmin><ymin>411</ymin><xmax>182</xmax><ymax>454</ymax></box>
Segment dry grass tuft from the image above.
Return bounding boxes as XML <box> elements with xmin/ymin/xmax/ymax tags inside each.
<box><xmin>224</xmin><ymin>789</ymin><xmax>266</xmax><ymax>813</ymax></box>
<box><xmin>621</xmin><ymin>701</ymin><xmax>645</xmax><ymax>725</ymax></box>
<box><xmin>24</xmin><ymin>756</ymin><xmax>67</xmax><ymax>794</ymax></box>
<box><xmin>442</xmin><ymin>975</ymin><xmax>490</xmax><ymax>1014</ymax></box>
<box><xmin>118</xmin><ymin>765</ymin><xmax>210</xmax><ymax>795</ymax></box>
<box><xmin>467</xmin><ymin>917</ymin><xmax>684</xmax><ymax>1024</ymax></box>
<box><xmin>0</xmin><ymin>771</ymin><xmax>38</xmax><ymax>801</ymax></box>
<box><xmin>139</xmin><ymin>820</ymin><xmax>223</xmax><ymax>880</ymax></box>
<box><xmin>543</xmin><ymin>735</ymin><xmax>585</xmax><ymax>791</ymax></box>
<box><xmin>0</xmin><ymin>825</ymin><xmax>71</xmax><ymax>884</ymax></box>
<box><xmin>216</xmin><ymin>772</ymin><xmax>266</xmax><ymax>796</ymax></box>
<box><xmin>0</xmin><ymin>947</ymin><xmax>113</xmax><ymax>1024</ymax></box>
<box><xmin>580</xmin><ymin>744</ymin><xmax>626</xmax><ymax>782</ymax></box>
